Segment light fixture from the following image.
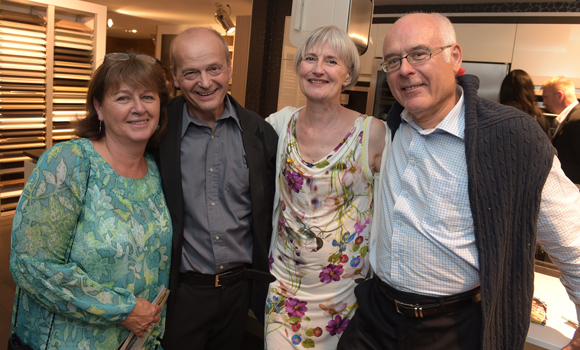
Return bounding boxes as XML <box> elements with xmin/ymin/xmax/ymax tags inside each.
<box><xmin>107</xmin><ymin>18</ymin><xmax>113</xmax><ymax>28</ymax></box>
<box><xmin>214</xmin><ymin>3</ymin><xmax>235</xmax><ymax>35</ymax></box>
<box><xmin>124</xmin><ymin>29</ymin><xmax>137</xmax><ymax>33</ymax></box>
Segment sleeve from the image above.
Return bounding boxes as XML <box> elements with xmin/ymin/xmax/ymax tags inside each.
<box><xmin>537</xmin><ymin>155</ymin><xmax>580</xmax><ymax>323</ymax></box>
<box><xmin>10</xmin><ymin>142</ymin><xmax>136</xmax><ymax>325</ymax></box>
<box><xmin>266</xmin><ymin>106</ymin><xmax>300</xmax><ymax>136</ymax></box>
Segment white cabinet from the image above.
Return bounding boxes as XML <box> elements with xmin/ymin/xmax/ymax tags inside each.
<box><xmin>277</xmin><ymin>16</ymin><xmax>306</xmax><ymax>111</ymax></box>
<box><xmin>511</xmin><ymin>24</ymin><xmax>580</xmax><ymax>88</ymax></box>
<box><xmin>373</xmin><ymin>23</ymin><xmax>391</xmax><ymax>58</ymax></box>
<box><xmin>454</xmin><ymin>23</ymin><xmax>516</xmax><ymax>63</ymax></box>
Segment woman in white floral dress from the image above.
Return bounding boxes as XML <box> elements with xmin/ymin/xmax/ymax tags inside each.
<box><xmin>265</xmin><ymin>26</ymin><xmax>388</xmax><ymax>349</ymax></box>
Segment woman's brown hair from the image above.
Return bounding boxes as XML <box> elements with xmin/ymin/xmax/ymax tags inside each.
<box><xmin>74</xmin><ymin>55</ymin><xmax>169</xmax><ymax>147</ymax></box>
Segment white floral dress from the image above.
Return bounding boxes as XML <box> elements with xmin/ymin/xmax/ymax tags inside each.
<box><xmin>265</xmin><ymin>113</ymin><xmax>374</xmax><ymax>349</ymax></box>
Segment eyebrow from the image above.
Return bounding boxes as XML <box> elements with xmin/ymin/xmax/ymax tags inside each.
<box><xmin>384</xmin><ymin>45</ymin><xmax>430</xmax><ymax>59</ymax></box>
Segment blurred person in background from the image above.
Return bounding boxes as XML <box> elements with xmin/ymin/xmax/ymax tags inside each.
<box><xmin>500</xmin><ymin>69</ymin><xmax>552</xmax><ymax>140</ymax></box>
<box><xmin>542</xmin><ymin>76</ymin><xmax>580</xmax><ymax>184</ymax></box>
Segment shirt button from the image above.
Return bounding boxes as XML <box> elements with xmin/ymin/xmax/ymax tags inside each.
<box><xmin>396</xmin><ymin>255</ymin><xmax>400</xmax><ymax>260</ymax></box>
<box><xmin>211</xmin><ymin>202</ymin><xmax>215</xmax><ymax>206</ymax></box>
<box><xmin>411</xmin><ymin>161</ymin><xmax>416</xmax><ymax>166</ymax></box>
<box><xmin>211</xmin><ymin>135</ymin><xmax>214</xmax><ymax>139</ymax></box>
<box><xmin>209</xmin><ymin>168</ymin><xmax>213</xmax><ymax>172</ymax></box>
<box><xmin>215</xmin><ymin>236</ymin><xmax>220</xmax><ymax>240</ymax></box>
<box><xmin>220</xmin><ymin>265</ymin><xmax>224</xmax><ymax>269</ymax></box>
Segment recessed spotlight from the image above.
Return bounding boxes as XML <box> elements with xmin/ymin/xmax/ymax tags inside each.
<box><xmin>107</xmin><ymin>19</ymin><xmax>113</xmax><ymax>27</ymax></box>
<box><xmin>124</xmin><ymin>29</ymin><xmax>138</xmax><ymax>33</ymax></box>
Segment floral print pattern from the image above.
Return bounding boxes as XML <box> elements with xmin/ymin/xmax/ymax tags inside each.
<box><xmin>266</xmin><ymin>114</ymin><xmax>374</xmax><ymax>349</ymax></box>
<box><xmin>10</xmin><ymin>138</ymin><xmax>172</xmax><ymax>350</ymax></box>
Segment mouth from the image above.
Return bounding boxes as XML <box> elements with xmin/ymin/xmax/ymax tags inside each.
<box><xmin>308</xmin><ymin>79</ymin><xmax>328</xmax><ymax>84</ymax></box>
<box><xmin>402</xmin><ymin>84</ymin><xmax>423</xmax><ymax>91</ymax></box>
<box><xmin>196</xmin><ymin>89</ymin><xmax>217</xmax><ymax>97</ymax></box>
<box><xmin>128</xmin><ymin>120</ymin><xmax>148</xmax><ymax>125</ymax></box>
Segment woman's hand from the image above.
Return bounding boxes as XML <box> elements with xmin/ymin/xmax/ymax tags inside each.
<box><xmin>118</xmin><ymin>298</ymin><xmax>162</xmax><ymax>338</ymax></box>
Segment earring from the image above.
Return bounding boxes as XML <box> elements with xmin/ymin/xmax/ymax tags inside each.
<box><xmin>156</xmin><ymin>125</ymin><xmax>160</xmax><ymax>131</ymax></box>
<box><xmin>99</xmin><ymin>121</ymin><xmax>102</xmax><ymax>133</ymax></box>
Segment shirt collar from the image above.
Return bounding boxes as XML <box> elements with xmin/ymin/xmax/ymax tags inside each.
<box><xmin>556</xmin><ymin>100</ymin><xmax>579</xmax><ymax>125</ymax></box>
<box><xmin>400</xmin><ymin>85</ymin><xmax>466</xmax><ymax>140</ymax></box>
<box><xmin>180</xmin><ymin>95</ymin><xmax>241</xmax><ymax>138</ymax></box>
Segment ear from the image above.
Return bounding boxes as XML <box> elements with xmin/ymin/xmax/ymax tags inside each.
<box><xmin>170</xmin><ymin>67</ymin><xmax>181</xmax><ymax>89</ymax></box>
<box><xmin>556</xmin><ymin>90</ymin><xmax>566</xmax><ymax>103</ymax></box>
<box><xmin>94</xmin><ymin>97</ymin><xmax>104</xmax><ymax>121</ymax></box>
<box><xmin>343</xmin><ymin>71</ymin><xmax>353</xmax><ymax>87</ymax></box>
<box><xmin>451</xmin><ymin>44</ymin><xmax>463</xmax><ymax>75</ymax></box>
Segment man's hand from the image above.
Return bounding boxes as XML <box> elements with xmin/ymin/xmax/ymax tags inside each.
<box><xmin>563</xmin><ymin>329</ymin><xmax>580</xmax><ymax>350</ymax></box>
<box><xmin>118</xmin><ymin>298</ymin><xmax>162</xmax><ymax>338</ymax></box>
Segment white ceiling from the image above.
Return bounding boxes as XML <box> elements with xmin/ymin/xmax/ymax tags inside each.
<box><xmin>85</xmin><ymin>0</ymin><xmax>572</xmax><ymax>39</ymax></box>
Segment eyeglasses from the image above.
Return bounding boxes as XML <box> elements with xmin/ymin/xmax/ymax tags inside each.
<box><xmin>380</xmin><ymin>45</ymin><xmax>453</xmax><ymax>72</ymax></box>
<box><xmin>179</xmin><ymin>66</ymin><xmax>225</xmax><ymax>81</ymax></box>
<box><xmin>104</xmin><ymin>52</ymin><xmax>159</xmax><ymax>64</ymax></box>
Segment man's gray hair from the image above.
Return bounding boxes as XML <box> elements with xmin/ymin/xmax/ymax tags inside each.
<box><xmin>542</xmin><ymin>76</ymin><xmax>576</xmax><ymax>99</ymax></box>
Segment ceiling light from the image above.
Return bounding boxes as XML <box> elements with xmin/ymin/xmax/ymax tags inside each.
<box><xmin>107</xmin><ymin>18</ymin><xmax>113</xmax><ymax>27</ymax></box>
<box><xmin>124</xmin><ymin>29</ymin><xmax>137</xmax><ymax>33</ymax></box>
<box><xmin>215</xmin><ymin>3</ymin><xmax>235</xmax><ymax>35</ymax></box>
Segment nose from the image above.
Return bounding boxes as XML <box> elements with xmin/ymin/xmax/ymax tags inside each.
<box><xmin>198</xmin><ymin>71</ymin><xmax>212</xmax><ymax>88</ymax></box>
<box><xmin>312</xmin><ymin>60</ymin><xmax>324</xmax><ymax>75</ymax></box>
<box><xmin>398</xmin><ymin>58</ymin><xmax>416</xmax><ymax>75</ymax></box>
<box><xmin>132</xmin><ymin>98</ymin><xmax>146</xmax><ymax>113</ymax></box>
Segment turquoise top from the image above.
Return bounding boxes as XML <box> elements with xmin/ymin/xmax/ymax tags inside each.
<box><xmin>10</xmin><ymin>138</ymin><xmax>172</xmax><ymax>350</ymax></box>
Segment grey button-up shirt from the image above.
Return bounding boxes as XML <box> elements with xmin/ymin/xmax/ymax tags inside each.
<box><xmin>179</xmin><ymin>96</ymin><xmax>253</xmax><ymax>274</ymax></box>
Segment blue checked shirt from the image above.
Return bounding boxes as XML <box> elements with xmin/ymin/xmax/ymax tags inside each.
<box><xmin>370</xmin><ymin>87</ymin><xmax>580</xmax><ymax>318</ymax></box>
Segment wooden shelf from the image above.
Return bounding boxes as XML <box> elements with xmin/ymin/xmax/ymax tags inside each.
<box><xmin>0</xmin><ymin>0</ymin><xmax>106</xmax><ymax>212</ymax></box>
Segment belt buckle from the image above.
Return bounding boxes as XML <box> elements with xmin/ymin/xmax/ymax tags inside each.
<box><xmin>395</xmin><ymin>299</ymin><xmax>424</xmax><ymax>318</ymax></box>
<box><xmin>214</xmin><ymin>270</ymin><xmax>232</xmax><ymax>287</ymax></box>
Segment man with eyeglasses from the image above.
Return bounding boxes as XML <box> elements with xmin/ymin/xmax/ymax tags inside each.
<box><xmin>153</xmin><ymin>27</ymin><xmax>278</xmax><ymax>349</ymax></box>
<box><xmin>541</xmin><ymin>76</ymin><xmax>580</xmax><ymax>185</ymax></box>
<box><xmin>338</xmin><ymin>12</ymin><xmax>580</xmax><ymax>350</ymax></box>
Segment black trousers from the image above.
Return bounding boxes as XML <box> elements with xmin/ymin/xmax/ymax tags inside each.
<box><xmin>160</xmin><ymin>276</ymin><xmax>252</xmax><ymax>350</ymax></box>
<box><xmin>338</xmin><ymin>277</ymin><xmax>482</xmax><ymax>350</ymax></box>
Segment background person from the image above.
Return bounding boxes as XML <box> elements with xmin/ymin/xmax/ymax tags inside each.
<box><xmin>10</xmin><ymin>53</ymin><xmax>172</xmax><ymax>349</ymax></box>
<box><xmin>265</xmin><ymin>25</ymin><xmax>387</xmax><ymax>349</ymax></box>
<box><xmin>542</xmin><ymin>76</ymin><xmax>580</xmax><ymax>184</ymax></box>
<box><xmin>156</xmin><ymin>27</ymin><xmax>278</xmax><ymax>350</ymax></box>
<box><xmin>500</xmin><ymin>69</ymin><xmax>552</xmax><ymax>140</ymax></box>
<box><xmin>338</xmin><ymin>13</ymin><xmax>580</xmax><ymax>350</ymax></box>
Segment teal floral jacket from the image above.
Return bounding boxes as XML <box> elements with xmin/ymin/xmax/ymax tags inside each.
<box><xmin>10</xmin><ymin>138</ymin><xmax>172</xmax><ymax>350</ymax></box>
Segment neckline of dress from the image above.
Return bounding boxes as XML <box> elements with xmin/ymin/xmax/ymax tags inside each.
<box><xmin>84</xmin><ymin>138</ymin><xmax>150</xmax><ymax>180</ymax></box>
<box><xmin>290</xmin><ymin>113</ymin><xmax>364</xmax><ymax>167</ymax></box>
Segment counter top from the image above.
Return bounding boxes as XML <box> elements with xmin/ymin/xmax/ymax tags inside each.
<box><xmin>527</xmin><ymin>272</ymin><xmax>577</xmax><ymax>349</ymax></box>
<box><xmin>23</xmin><ymin>149</ymin><xmax>44</xmax><ymax>161</ymax></box>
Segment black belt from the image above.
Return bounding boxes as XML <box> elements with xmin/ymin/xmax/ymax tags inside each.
<box><xmin>180</xmin><ymin>266</ymin><xmax>276</xmax><ymax>287</ymax></box>
<box><xmin>378</xmin><ymin>279</ymin><xmax>481</xmax><ymax>318</ymax></box>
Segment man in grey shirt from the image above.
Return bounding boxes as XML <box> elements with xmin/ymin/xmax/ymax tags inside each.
<box><xmin>154</xmin><ymin>27</ymin><xmax>278</xmax><ymax>349</ymax></box>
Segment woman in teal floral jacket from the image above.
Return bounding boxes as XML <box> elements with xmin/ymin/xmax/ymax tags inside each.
<box><xmin>9</xmin><ymin>53</ymin><xmax>172</xmax><ymax>350</ymax></box>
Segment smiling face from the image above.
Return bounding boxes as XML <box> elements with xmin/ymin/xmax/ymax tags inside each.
<box><xmin>95</xmin><ymin>83</ymin><xmax>160</xmax><ymax>150</ymax></box>
<box><xmin>298</xmin><ymin>44</ymin><xmax>352</xmax><ymax>104</ymax></box>
<box><xmin>171</xmin><ymin>28</ymin><xmax>232</xmax><ymax>122</ymax></box>
<box><xmin>383</xmin><ymin>14</ymin><xmax>462</xmax><ymax>129</ymax></box>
